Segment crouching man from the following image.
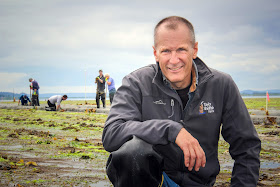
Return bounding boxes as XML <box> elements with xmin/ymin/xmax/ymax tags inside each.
<box><xmin>102</xmin><ymin>16</ymin><xmax>261</xmax><ymax>187</ymax></box>
<box><xmin>46</xmin><ymin>95</ymin><xmax>67</xmax><ymax>111</ymax></box>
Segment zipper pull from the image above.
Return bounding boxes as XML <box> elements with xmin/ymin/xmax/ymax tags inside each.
<box><xmin>168</xmin><ymin>99</ymin><xmax>174</xmax><ymax>118</ymax></box>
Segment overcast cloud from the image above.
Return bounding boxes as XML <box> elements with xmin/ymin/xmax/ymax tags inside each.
<box><xmin>0</xmin><ymin>0</ymin><xmax>279</xmax><ymax>95</ymax></box>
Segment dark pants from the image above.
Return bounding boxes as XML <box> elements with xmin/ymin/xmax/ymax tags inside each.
<box><xmin>31</xmin><ymin>94</ymin><xmax>39</xmax><ymax>106</ymax></box>
<box><xmin>32</xmin><ymin>90</ymin><xmax>40</xmax><ymax>106</ymax></box>
<box><xmin>47</xmin><ymin>100</ymin><xmax>56</xmax><ymax>111</ymax></box>
<box><xmin>21</xmin><ymin>100</ymin><xmax>28</xmax><ymax>106</ymax></box>
<box><xmin>106</xmin><ymin>136</ymin><xmax>164</xmax><ymax>187</ymax></box>
<box><xmin>109</xmin><ymin>89</ymin><xmax>116</xmax><ymax>104</ymax></box>
<box><xmin>96</xmin><ymin>91</ymin><xmax>105</xmax><ymax>108</ymax></box>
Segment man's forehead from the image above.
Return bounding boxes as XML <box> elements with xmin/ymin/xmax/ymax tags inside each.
<box><xmin>156</xmin><ymin>32</ymin><xmax>192</xmax><ymax>48</ymax></box>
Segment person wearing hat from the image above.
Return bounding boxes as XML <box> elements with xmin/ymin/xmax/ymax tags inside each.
<box><xmin>104</xmin><ymin>73</ymin><xmax>116</xmax><ymax>105</ymax></box>
<box><xmin>18</xmin><ymin>94</ymin><xmax>31</xmax><ymax>106</ymax></box>
<box><xmin>95</xmin><ymin>69</ymin><xmax>106</xmax><ymax>108</ymax></box>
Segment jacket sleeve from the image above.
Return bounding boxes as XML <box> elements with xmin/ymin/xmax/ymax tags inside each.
<box><xmin>102</xmin><ymin>73</ymin><xmax>183</xmax><ymax>152</ymax></box>
<box><xmin>221</xmin><ymin>76</ymin><xmax>261</xmax><ymax>187</ymax></box>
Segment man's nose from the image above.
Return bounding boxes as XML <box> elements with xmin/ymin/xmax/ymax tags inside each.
<box><xmin>169</xmin><ymin>51</ymin><xmax>179</xmax><ymax>64</ymax></box>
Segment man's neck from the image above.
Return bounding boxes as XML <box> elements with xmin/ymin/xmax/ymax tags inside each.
<box><xmin>170</xmin><ymin>76</ymin><xmax>192</xmax><ymax>90</ymax></box>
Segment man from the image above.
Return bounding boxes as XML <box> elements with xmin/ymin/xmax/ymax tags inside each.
<box><xmin>18</xmin><ymin>94</ymin><xmax>31</xmax><ymax>106</ymax></box>
<box><xmin>102</xmin><ymin>16</ymin><xmax>261</xmax><ymax>186</ymax></box>
<box><xmin>46</xmin><ymin>95</ymin><xmax>67</xmax><ymax>111</ymax></box>
<box><xmin>95</xmin><ymin>69</ymin><xmax>106</xmax><ymax>108</ymax></box>
<box><xmin>29</xmin><ymin>78</ymin><xmax>40</xmax><ymax>106</ymax></box>
<box><xmin>105</xmin><ymin>73</ymin><xmax>116</xmax><ymax>105</ymax></box>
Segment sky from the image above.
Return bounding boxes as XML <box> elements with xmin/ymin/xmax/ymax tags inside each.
<box><xmin>1</xmin><ymin>0</ymin><xmax>280</xmax><ymax>95</ymax></box>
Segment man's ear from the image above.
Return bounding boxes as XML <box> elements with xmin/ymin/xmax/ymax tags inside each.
<box><xmin>152</xmin><ymin>46</ymin><xmax>159</xmax><ymax>62</ymax></box>
<box><xmin>192</xmin><ymin>42</ymin><xmax>198</xmax><ymax>59</ymax></box>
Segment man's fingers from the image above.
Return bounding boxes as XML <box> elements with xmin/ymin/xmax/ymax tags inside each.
<box><xmin>183</xmin><ymin>141</ymin><xmax>206</xmax><ymax>172</ymax></box>
<box><xmin>184</xmin><ymin>148</ymin><xmax>190</xmax><ymax>168</ymax></box>
<box><xmin>176</xmin><ymin>128</ymin><xmax>207</xmax><ymax>172</ymax></box>
<box><xmin>194</xmin><ymin>146</ymin><xmax>206</xmax><ymax>171</ymax></box>
<box><xmin>188</xmin><ymin>147</ymin><xmax>196</xmax><ymax>171</ymax></box>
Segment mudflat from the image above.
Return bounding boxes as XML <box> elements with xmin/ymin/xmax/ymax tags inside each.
<box><xmin>0</xmin><ymin>100</ymin><xmax>279</xmax><ymax>186</ymax></box>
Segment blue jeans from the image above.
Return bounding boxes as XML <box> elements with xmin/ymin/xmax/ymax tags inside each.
<box><xmin>162</xmin><ymin>172</ymin><xmax>180</xmax><ymax>187</ymax></box>
<box><xmin>109</xmin><ymin>88</ymin><xmax>116</xmax><ymax>104</ymax></box>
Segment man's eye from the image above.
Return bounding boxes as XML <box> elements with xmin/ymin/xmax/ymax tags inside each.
<box><xmin>162</xmin><ymin>50</ymin><xmax>170</xmax><ymax>53</ymax></box>
<box><xmin>177</xmin><ymin>48</ymin><xmax>186</xmax><ymax>52</ymax></box>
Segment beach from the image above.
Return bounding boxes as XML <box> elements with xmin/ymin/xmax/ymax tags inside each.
<box><xmin>0</xmin><ymin>101</ymin><xmax>279</xmax><ymax>186</ymax></box>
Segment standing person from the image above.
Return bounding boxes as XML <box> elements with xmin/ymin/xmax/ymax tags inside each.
<box><xmin>29</xmin><ymin>78</ymin><xmax>40</xmax><ymax>106</ymax></box>
<box><xmin>95</xmin><ymin>69</ymin><xmax>106</xmax><ymax>108</ymax></box>
<box><xmin>18</xmin><ymin>94</ymin><xmax>31</xmax><ymax>106</ymax></box>
<box><xmin>46</xmin><ymin>95</ymin><xmax>67</xmax><ymax>111</ymax></box>
<box><xmin>105</xmin><ymin>73</ymin><xmax>116</xmax><ymax>105</ymax></box>
<box><xmin>102</xmin><ymin>16</ymin><xmax>261</xmax><ymax>186</ymax></box>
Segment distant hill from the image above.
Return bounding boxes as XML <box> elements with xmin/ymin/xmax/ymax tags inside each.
<box><xmin>0</xmin><ymin>92</ymin><xmax>27</xmax><ymax>100</ymax></box>
<box><xmin>240</xmin><ymin>89</ymin><xmax>280</xmax><ymax>96</ymax></box>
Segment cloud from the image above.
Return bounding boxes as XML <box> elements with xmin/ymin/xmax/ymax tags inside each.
<box><xmin>0</xmin><ymin>72</ymin><xmax>28</xmax><ymax>91</ymax></box>
<box><xmin>0</xmin><ymin>0</ymin><xmax>279</xmax><ymax>93</ymax></box>
<box><xmin>204</xmin><ymin>47</ymin><xmax>280</xmax><ymax>74</ymax></box>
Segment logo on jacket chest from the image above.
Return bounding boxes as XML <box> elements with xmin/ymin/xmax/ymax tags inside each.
<box><xmin>199</xmin><ymin>101</ymin><xmax>214</xmax><ymax>114</ymax></box>
<box><xmin>153</xmin><ymin>100</ymin><xmax>166</xmax><ymax>105</ymax></box>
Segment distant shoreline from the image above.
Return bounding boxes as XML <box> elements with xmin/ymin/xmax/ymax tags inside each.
<box><xmin>1</xmin><ymin>95</ymin><xmax>280</xmax><ymax>102</ymax></box>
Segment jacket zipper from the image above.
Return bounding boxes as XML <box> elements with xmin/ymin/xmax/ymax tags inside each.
<box><xmin>168</xmin><ymin>99</ymin><xmax>174</xmax><ymax>118</ymax></box>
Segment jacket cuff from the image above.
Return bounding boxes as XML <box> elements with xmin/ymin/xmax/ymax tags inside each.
<box><xmin>168</xmin><ymin>121</ymin><xmax>184</xmax><ymax>143</ymax></box>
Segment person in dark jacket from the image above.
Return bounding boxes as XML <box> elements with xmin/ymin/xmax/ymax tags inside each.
<box><xmin>18</xmin><ymin>94</ymin><xmax>31</xmax><ymax>106</ymax></box>
<box><xmin>95</xmin><ymin>69</ymin><xmax>106</xmax><ymax>108</ymax></box>
<box><xmin>102</xmin><ymin>16</ymin><xmax>261</xmax><ymax>187</ymax></box>
<box><xmin>29</xmin><ymin>78</ymin><xmax>40</xmax><ymax>106</ymax></box>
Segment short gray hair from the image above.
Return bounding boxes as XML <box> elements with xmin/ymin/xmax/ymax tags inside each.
<box><xmin>154</xmin><ymin>16</ymin><xmax>196</xmax><ymax>47</ymax></box>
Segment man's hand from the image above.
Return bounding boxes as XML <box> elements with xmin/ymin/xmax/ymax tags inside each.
<box><xmin>175</xmin><ymin>128</ymin><xmax>206</xmax><ymax>171</ymax></box>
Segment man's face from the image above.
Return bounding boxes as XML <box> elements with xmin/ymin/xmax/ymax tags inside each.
<box><xmin>99</xmin><ymin>71</ymin><xmax>103</xmax><ymax>76</ymax></box>
<box><xmin>153</xmin><ymin>24</ymin><xmax>198</xmax><ymax>89</ymax></box>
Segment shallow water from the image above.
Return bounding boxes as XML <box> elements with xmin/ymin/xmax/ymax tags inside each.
<box><xmin>261</xmin><ymin>161</ymin><xmax>280</xmax><ymax>169</ymax></box>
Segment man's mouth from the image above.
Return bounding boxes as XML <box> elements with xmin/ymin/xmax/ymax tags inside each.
<box><xmin>168</xmin><ymin>66</ymin><xmax>183</xmax><ymax>71</ymax></box>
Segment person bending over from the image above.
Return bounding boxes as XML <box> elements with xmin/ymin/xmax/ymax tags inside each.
<box><xmin>46</xmin><ymin>95</ymin><xmax>67</xmax><ymax>111</ymax></box>
<box><xmin>18</xmin><ymin>94</ymin><xmax>31</xmax><ymax>106</ymax></box>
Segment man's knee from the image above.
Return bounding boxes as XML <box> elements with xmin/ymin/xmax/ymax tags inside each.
<box><xmin>106</xmin><ymin>136</ymin><xmax>163</xmax><ymax>187</ymax></box>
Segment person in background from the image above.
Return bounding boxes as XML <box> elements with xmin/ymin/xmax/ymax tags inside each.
<box><xmin>18</xmin><ymin>94</ymin><xmax>31</xmax><ymax>106</ymax></box>
<box><xmin>46</xmin><ymin>95</ymin><xmax>68</xmax><ymax>111</ymax></box>
<box><xmin>102</xmin><ymin>16</ymin><xmax>261</xmax><ymax>186</ymax></box>
<box><xmin>95</xmin><ymin>69</ymin><xmax>106</xmax><ymax>108</ymax></box>
<box><xmin>105</xmin><ymin>73</ymin><xmax>116</xmax><ymax>105</ymax></box>
<box><xmin>29</xmin><ymin>78</ymin><xmax>40</xmax><ymax>106</ymax></box>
